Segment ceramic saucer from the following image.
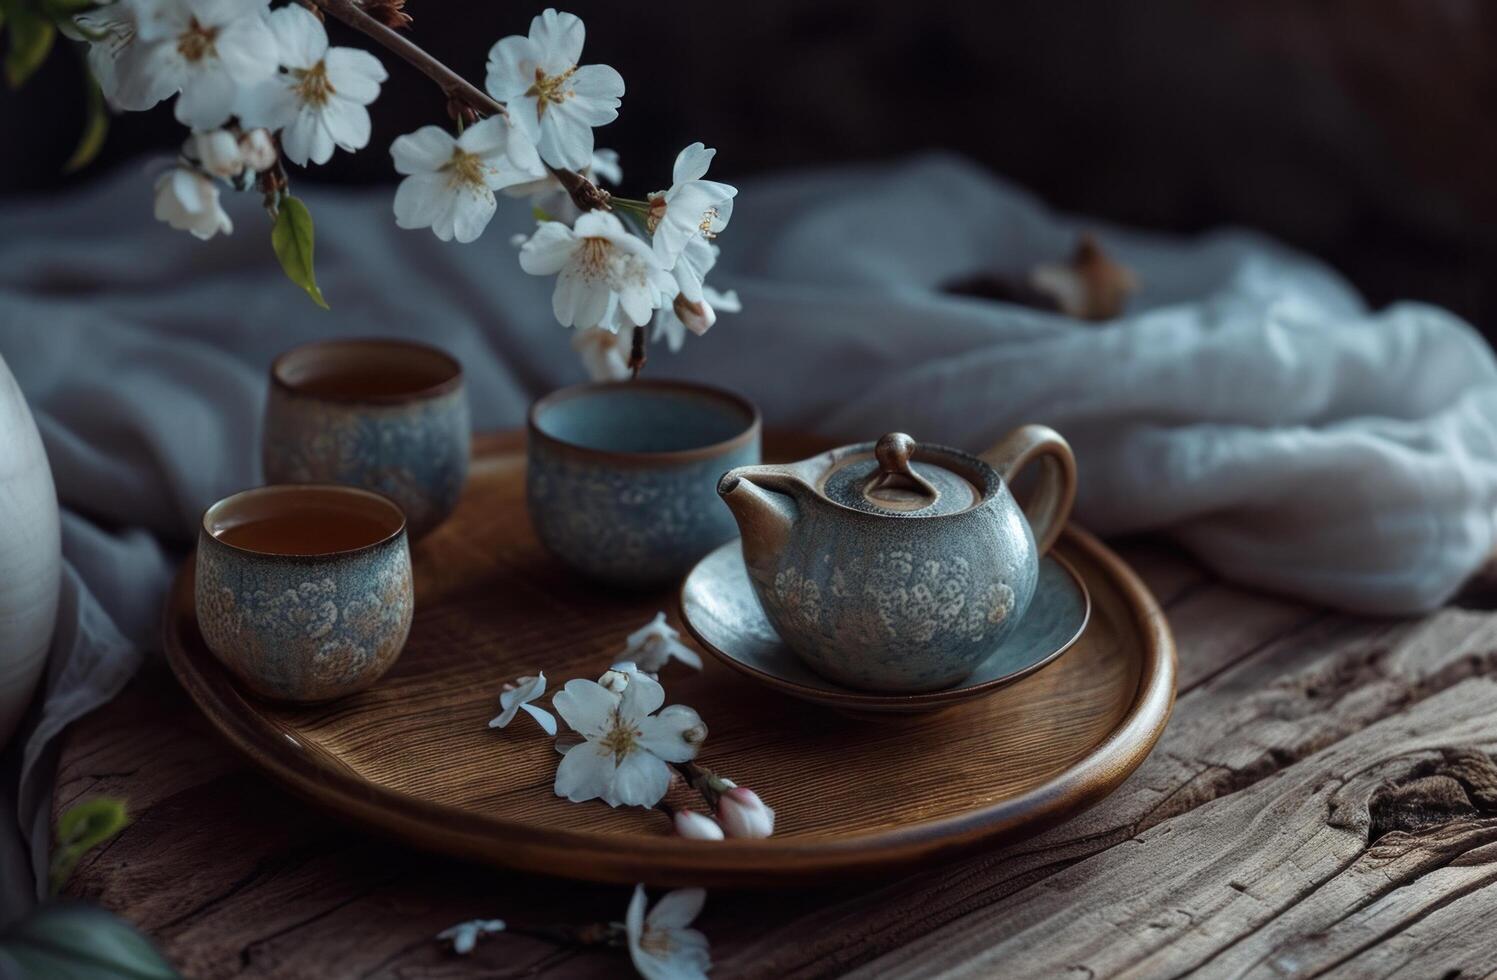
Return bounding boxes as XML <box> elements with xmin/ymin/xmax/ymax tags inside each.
<box><xmin>678</xmin><ymin>539</ymin><xmax>1091</xmax><ymax>714</ymax></box>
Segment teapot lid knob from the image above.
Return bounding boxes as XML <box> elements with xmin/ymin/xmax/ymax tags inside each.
<box><xmin>864</xmin><ymin>433</ymin><xmax>940</xmax><ymax>511</ymax></box>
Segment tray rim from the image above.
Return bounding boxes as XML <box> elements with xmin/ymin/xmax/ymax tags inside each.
<box><xmin>162</xmin><ymin>433</ymin><xmax>1177</xmax><ymax>888</ymax></box>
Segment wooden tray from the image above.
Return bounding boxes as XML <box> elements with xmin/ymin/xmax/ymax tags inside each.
<box><xmin>163</xmin><ymin>432</ymin><xmax>1176</xmax><ymax>887</ymax></box>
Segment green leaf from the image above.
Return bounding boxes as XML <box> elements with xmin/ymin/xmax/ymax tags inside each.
<box><xmin>0</xmin><ymin>904</ymin><xmax>178</xmax><ymax>980</ymax></box>
<box><xmin>5</xmin><ymin>7</ymin><xmax>54</xmax><ymax>89</ymax></box>
<box><xmin>49</xmin><ymin>797</ymin><xmax>129</xmax><ymax>895</ymax></box>
<box><xmin>532</xmin><ymin>205</ymin><xmax>554</xmax><ymax>223</ymax></box>
<box><xmin>63</xmin><ymin>71</ymin><xmax>107</xmax><ymax>174</ymax></box>
<box><xmin>272</xmin><ymin>196</ymin><xmax>330</xmax><ymax>310</ymax></box>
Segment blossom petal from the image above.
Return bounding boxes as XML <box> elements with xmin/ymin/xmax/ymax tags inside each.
<box><xmin>646</xmin><ymin>888</ymin><xmax>705</xmax><ymax>930</ymax></box>
<box><xmin>391</xmin><ymin>125</ymin><xmax>455</xmax><ymax>174</ymax></box>
<box><xmin>484</xmin><ymin>35</ymin><xmax>538</xmax><ymax>102</ymax></box>
<box><xmin>529</xmin><ymin>8</ymin><xmax>585</xmax><ymax>72</ymax></box>
<box><xmin>636</xmin><ymin>704</ymin><xmax>703</xmax><ymax>763</ymax></box>
<box><xmin>322</xmin><ymin>98</ymin><xmax>372</xmax><ymax>153</ymax></box>
<box><xmin>234</xmin><ymin>76</ymin><xmax>298</xmax><ymax>131</ymax></box>
<box><xmin>518</xmin><ymin>221</ymin><xmax>577</xmax><ymax>276</ymax></box>
<box><xmin>281</xmin><ymin>107</ymin><xmax>334</xmax><ymax>166</ymax></box>
<box><xmin>104</xmin><ymin>41</ymin><xmax>181</xmax><ymax>111</ymax></box>
<box><xmin>604</xmin><ymin>750</ymin><xmax>671</xmax><ymax>807</ymax></box>
<box><xmin>617</xmin><ymin>670</ymin><xmax>665</xmax><ymax>722</ymax></box>
<box><xmin>450</xmin><ymin>185</ymin><xmax>497</xmax><ymax>244</ymax></box>
<box><xmin>325</xmin><ymin>46</ymin><xmax>386</xmax><ymax>102</ymax></box>
<box><xmin>214</xmin><ymin>11</ymin><xmax>280</xmax><ymax>84</ymax></box>
<box><xmin>174</xmin><ymin>68</ymin><xmax>238</xmax><ymax>129</ymax></box>
<box><xmin>189</xmin><ymin>0</ymin><xmax>268</xmax><ymax>30</ymax></box>
<box><xmin>393</xmin><ymin>172</ymin><xmax>454</xmax><ymax>236</ymax></box>
<box><xmin>553</xmin><ymin>741</ymin><xmax>615</xmax><ymax>803</ymax></box>
<box><xmin>265</xmin><ymin>4</ymin><xmax>327</xmax><ymax>70</ymax></box>
<box><xmin>552</xmin><ymin>678</ymin><xmax>617</xmax><ymax>738</ymax></box>
<box><xmin>536</xmin><ymin>113</ymin><xmax>593</xmax><ymax>172</ymax></box>
<box><xmin>672</xmin><ymin>143</ymin><xmax>714</xmax><ymax>184</ymax></box>
<box><xmin>519</xmin><ymin>702</ymin><xmax>558</xmax><ymax>736</ymax></box>
<box><xmin>567</xmin><ymin>63</ymin><xmax>624</xmax><ymax>116</ymax></box>
<box><xmin>567</xmin><ymin>275</ymin><xmax>613</xmax><ymax>329</ymax></box>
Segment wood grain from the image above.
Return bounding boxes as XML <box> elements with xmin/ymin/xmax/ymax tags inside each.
<box><xmin>159</xmin><ymin>432</ymin><xmax>1174</xmax><ymax>886</ymax></box>
<box><xmin>54</xmin><ymin>434</ymin><xmax>1497</xmax><ymax>978</ymax></box>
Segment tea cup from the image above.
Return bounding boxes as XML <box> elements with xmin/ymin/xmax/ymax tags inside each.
<box><xmin>195</xmin><ymin>484</ymin><xmax>414</xmax><ymax>702</ymax></box>
<box><xmin>263</xmin><ymin>338</ymin><xmax>470</xmax><ymax>539</ymax></box>
<box><xmin>527</xmin><ymin>379</ymin><xmax>761</xmax><ymax>588</ymax></box>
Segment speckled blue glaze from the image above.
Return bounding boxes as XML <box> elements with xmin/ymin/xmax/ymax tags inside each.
<box><xmin>263</xmin><ymin>341</ymin><xmax>470</xmax><ymax>540</ymax></box>
<box><xmin>722</xmin><ymin>442</ymin><xmax>1042</xmax><ymax>693</ymax></box>
<box><xmin>527</xmin><ymin>380</ymin><xmax>761</xmax><ymax>588</ymax></box>
<box><xmin>195</xmin><ymin>486</ymin><xmax>414</xmax><ymax>703</ymax></box>
<box><xmin>680</xmin><ymin>538</ymin><xmax>1089</xmax><ymax>713</ymax></box>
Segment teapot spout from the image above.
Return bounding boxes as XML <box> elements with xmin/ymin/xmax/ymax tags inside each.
<box><xmin>717</xmin><ymin>465</ymin><xmax>812</xmax><ymax>577</ymax></box>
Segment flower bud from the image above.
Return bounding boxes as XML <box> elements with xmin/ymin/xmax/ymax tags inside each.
<box><xmin>673</xmin><ymin>293</ymin><xmax>717</xmax><ymax>336</ymax></box>
<box><xmin>598</xmin><ymin>661</ymin><xmax>636</xmax><ymax>694</ymax></box>
<box><xmin>716</xmin><ymin>787</ymin><xmax>775</xmax><ymax>839</ymax></box>
<box><xmin>672</xmin><ymin>809</ymin><xmax>724</xmax><ymax>841</ymax></box>
<box><xmin>188</xmin><ymin>130</ymin><xmax>245</xmax><ymax>179</ymax></box>
<box><xmin>239</xmin><ymin>128</ymin><xmax>278</xmax><ymax>172</ymax></box>
<box><xmin>682</xmin><ymin>721</ymin><xmax>708</xmax><ymax>747</ymax></box>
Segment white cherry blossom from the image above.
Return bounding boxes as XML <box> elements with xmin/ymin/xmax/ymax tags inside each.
<box><xmin>391</xmin><ymin>116</ymin><xmax>546</xmax><ymax>243</ymax></box>
<box><xmin>437</xmin><ymin>918</ymin><xmax>505</xmax><ymax>955</ymax></box>
<box><xmin>103</xmin><ymin>0</ymin><xmax>278</xmax><ymax>130</ymax></box>
<box><xmin>626</xmin><ymin>886</ymin><xmax>711</xmax><ymax>980</ymax></box>
<box><xmin>519</xmin><ymin>212</ymin><xmax>674</xmax><ymax>330</ymax></box>
<box><xmin>485</xmin><ymin>9</ymin><xmax>624</xmax><ymax>171</ymax></box>
<box><xmin>153</xmin><ymin>166</ymin><xmax>232</xmax><ymax>240</ymax></box>
<box><xmin>552</xmin><ymin>672</ymin><xmax>705</xmax><ymax>808</ymax></box>
<box><xmin>236</xmin><ymin>5</ymin><xmax>386</xmax><ymax>166</ymax></box>
<box><xmin>622</xmin><ymin>613</ymin><xmax>702</xmax><ymax>672</ymax></box>
<box><xmin>239</xmin><ymin>128</ymin><xmax>278</xmax><ymax>172</ymax></box>
<box><xmin>647</xmin><ymin>143</ymin><xmax>735</xmax><ymax>272</ymax></box>
<box><xmin>488</xmin><ymin>672</ymin><xmax>556</xmax><ymax>735</ymax></box>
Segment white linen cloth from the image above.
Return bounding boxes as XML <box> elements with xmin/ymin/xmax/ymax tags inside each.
<box><xmin>2</xmin><ymin>154</ymin><xmax>1495</xmax><ymax>913</ymax></box>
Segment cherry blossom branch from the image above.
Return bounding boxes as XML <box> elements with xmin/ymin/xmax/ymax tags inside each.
<box><xmin>307</xmin><ymin>0</ymin><xmax>610</xmax><ymax>213</ymax></box>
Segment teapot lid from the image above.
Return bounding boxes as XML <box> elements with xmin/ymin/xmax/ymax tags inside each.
<box><xmin>820</xmin><ymin>433</ymin><xmax>984</xmax><ymax>517</ymax></box>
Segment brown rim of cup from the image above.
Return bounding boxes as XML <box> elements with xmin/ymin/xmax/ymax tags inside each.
<box><xmin>202</xmin><ymin>484</ymin><xmax>408</xmax><ymax>560</ymax></box>
<box><xmin>270</xmin><ymin>338</ymin><xmax>464</xmax><ymax>405</ymax></box>
<box><xmin>527</xmin><ymin>379</ymin><xmax>762</xmax><ymax>465</ymax></box>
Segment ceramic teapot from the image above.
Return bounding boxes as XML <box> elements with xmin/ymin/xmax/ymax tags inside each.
<box><xmin>717</xmin><ymin>427</ymin><xmax>1076</xmax><ymax>692</ymax></box>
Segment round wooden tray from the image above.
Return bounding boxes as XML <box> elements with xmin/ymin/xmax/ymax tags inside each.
<box><xmin>163</xmin><ymin>432</ymin><xmax>1176</xmax><ymax>887</ymax></box>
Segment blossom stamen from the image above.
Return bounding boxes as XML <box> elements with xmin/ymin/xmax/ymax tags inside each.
<box><xmin>176</xmin><ymin>18</ymin><xmax>218</xmax><ymax>62</ymax></box>
<box><xmin>527</xmin><ymin>65</ymin><xmax>578</xmax><ymax>120</ymax></box>
<box><xmin>292</xmin><ymin>61</ymin><xmax>336</xmax><ymax>107</ymax></box>
<box><xmin>443</xmin><ymin>148</ymin><xmax>489</xmax><ymax>190</ymax></box>
<box><xmin>698</xmin><ymin>207</ymin><xmax>719</xmax><ymax>238</ymax></box>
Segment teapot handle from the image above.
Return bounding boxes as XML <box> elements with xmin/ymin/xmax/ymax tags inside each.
<box><xmin>980</xmin><ymin>425</ymin><xmax>1076</xmax><ymax>557</ymax></box>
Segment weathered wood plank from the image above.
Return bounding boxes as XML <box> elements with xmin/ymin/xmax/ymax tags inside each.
<box><xmin>852</xmin><ymin>680</ymin><xmax>1497</xmax><ymax>979</ymax></box>
<box><xmin>709</xmin><ymin>608</ymin><xmax>1497</xmax><ymax>977</ymax></box>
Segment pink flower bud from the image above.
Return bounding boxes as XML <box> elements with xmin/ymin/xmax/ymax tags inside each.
<box><xmin>716</xmin><ymin>787</ymin><xmax>775</xmax><ymax>839</ymax></box>
<box><xmin>239</xmin><ymin>128</ymin><xmax>278</xmax><ymax>173</ymax></box>
<box><xmin>672</xmin><ymin>809</ymin><xmax>725</xmax><ymax>841</ymax></box>
<box><xmin>672</xmin><ymin>293</ymin><xmax>717</xmax><ymax>336</ymax></box>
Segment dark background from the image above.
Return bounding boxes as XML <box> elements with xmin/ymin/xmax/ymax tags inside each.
<box><xmin>3</xmin><ymin>0</ymin><xmax>1494</xmax><ymax>332</ymax></box>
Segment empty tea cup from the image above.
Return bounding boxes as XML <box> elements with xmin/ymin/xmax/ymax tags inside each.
<box><xmin>527</xmin><ymin>379</ymin><xmax>761</xmax><ymax>588</ymax></box>
<box><xmin>196</xmin><ymin>484</ymin><xmax>414</xmax><ymax>702</ymax></box>
<box><xmin>263</xmin><ymin>338</ymin><xmax>470</xmax><ymax>539</ymax></box>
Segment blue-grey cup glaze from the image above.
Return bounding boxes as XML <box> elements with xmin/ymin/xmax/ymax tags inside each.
<box><xmin>195</xmin><ymin>484</ymin><xmax>414</xmax><ymax>703</ymax></box>
<box><xmin>527</xmin><ymin>380</ymin><xmax>761</xmax><ymax>588</ymax></box>
<box><xmin>721</xmin><ymin>441</ymin><xmax>1050</xmax><ymax>692</ymax></box>
<box><xmin>263</xmin><ymin>339</ymin><xmax>470</xmax><ymax>540</ymax></box>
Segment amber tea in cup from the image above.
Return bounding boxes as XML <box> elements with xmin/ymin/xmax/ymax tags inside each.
<box><xmin>196</xmin><ymin>484</ymin><xmax>414</xmax><ymax>702</ymax></box>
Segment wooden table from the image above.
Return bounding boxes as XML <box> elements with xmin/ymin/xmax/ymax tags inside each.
<box><xmin>54</xmin><ymin>535</ymin><xmax>1497</xmax><ymax>978</ymax></box>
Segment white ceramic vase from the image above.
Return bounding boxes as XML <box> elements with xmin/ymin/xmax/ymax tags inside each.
<box><xmin>0</xmin><ymin>353</ymin><xmax>60</xmax><ymax>749</ymax></box>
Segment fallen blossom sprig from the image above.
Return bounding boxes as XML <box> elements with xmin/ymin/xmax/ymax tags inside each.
<box><xmin>623</xmin><ymin>612</ymin><xmax>703</xmax><ymax>673</ymax></box>
<box><xmin>436</xmin><ymin>885</ymin><xmax>709</xmax><ymax>980</ymax></box>
<box><xmin>488</xmin><ymin>671</ymin><xmax>556</xmax><ymax>735</ymax></box>
<box><xmin>49</xmin><ymin>1</ymin><xmax>741</xmax><ymax>377</ymax></box>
